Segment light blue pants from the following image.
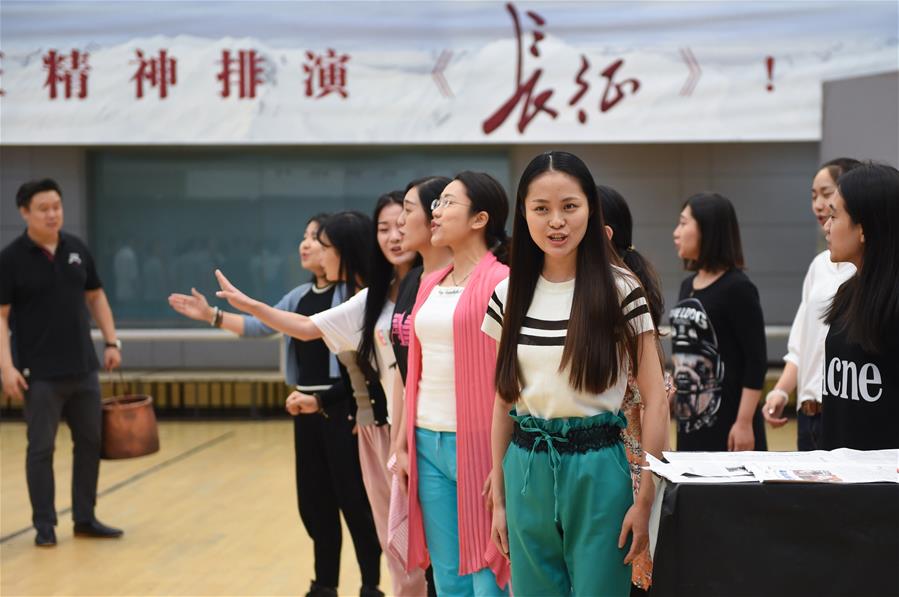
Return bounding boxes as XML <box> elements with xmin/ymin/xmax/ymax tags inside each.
<box><xmin>415</xmin><ymin>427</ymin><xmax>509</xmax><ymax>597</ymax></box>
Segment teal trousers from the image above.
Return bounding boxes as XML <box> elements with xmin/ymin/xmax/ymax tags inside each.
<box><xmin>416</xmin><ymin>428</ymin><xmax>509</xmax><ymax>597</ymax></box>
<box><xmin>502</xmin><ymin>411</ymin><xmax>634</xmax><ymax>597</ymax></box>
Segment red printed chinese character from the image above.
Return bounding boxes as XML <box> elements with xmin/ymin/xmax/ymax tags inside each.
<box><xmin>303</xmin><ymin>49</ymin><xmax>350</xmax><ymax>99</ymax></box>
<box><xmin>132</xmin><ymin>49</ymin><xmax>177</xmax><ymax>99</ymax></box>
<box><xmin>483</xmin><ymin>3</ymin><xmax>558</xmax><ymax>135</ymax></box>
<box><xmin>598</xmin><ymin>59</ymin><xmax>640</xmax><ymax>113</ymax></box>
<box><xmin>217</xmin><ymin>50</ymin><xmax>264</xmax><ymax>99</ymax></box>
<box><xmin>568</xmin><ymin>55</ymin><xmax>641</xmax><ymax>123</ymax></box>
<box><xmin>43</xmin><ymin>49</ymin><xmax>90</xmax><ymax>100</ymax></box>
<box><xmin>568</xmin><ymin>55</ymin><xmax>591</xmax><ymax>123</ymax></box>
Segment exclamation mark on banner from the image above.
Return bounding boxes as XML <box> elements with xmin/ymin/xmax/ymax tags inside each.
<box><xmin>766</xmin><ymin>56</ymin><xmax>775</xmax><ymax>92</ymax></box>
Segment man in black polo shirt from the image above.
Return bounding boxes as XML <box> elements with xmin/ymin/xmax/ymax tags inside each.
<box><xmin>0</xmin><ymin>179</ymin><xmax>124</xmax><ymax>547</ymax></box>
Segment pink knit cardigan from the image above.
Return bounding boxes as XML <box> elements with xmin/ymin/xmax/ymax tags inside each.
<box><xmin>404</xmin><ymin>252</ymin><xmax>511</xmax><ymax>589</ymax></box>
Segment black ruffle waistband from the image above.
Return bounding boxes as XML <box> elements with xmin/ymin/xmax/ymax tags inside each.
<box><xmin>511</xmin><ymin>421</ymin><xmax>621</xmax><ymax>454</ymax></box>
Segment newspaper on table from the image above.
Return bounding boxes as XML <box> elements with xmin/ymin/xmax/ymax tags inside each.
<box><xmin>645</xmin><ymin>453</ymin><xmax>757</xmax><ymax>484</ymax></box>
<box><xmin>646</xmin><ymin>448</ymin><xmax>898</xmax><ymax>484</ymax></box>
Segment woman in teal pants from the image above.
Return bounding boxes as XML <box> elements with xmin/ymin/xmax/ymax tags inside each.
<box><xmin>483</xmin><ymin>151</ymin><xmax>669</xmax><ymax>597</ymax></box>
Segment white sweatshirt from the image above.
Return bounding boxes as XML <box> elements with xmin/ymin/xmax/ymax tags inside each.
<box><xmin>784</xmin><ymin>250</ymin><xmax>856</xmax><ymax>408</ymax></box>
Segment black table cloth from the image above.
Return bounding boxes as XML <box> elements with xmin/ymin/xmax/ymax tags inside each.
<box><xmin>651</xmin><ymin>481</ymin><xmax>899</xmax><ymax>597</ymax></box>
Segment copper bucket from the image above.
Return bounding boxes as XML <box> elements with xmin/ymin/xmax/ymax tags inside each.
<box><xmin>101</xmin><ymin>394</ymin><xmax>160</xmax><ymax>459</ymax></box>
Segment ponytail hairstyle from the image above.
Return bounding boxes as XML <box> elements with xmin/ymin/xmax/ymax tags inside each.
<box><xmin>495</xmin><ymin>151</ymin><xmax>638</xmax><ymax>403</ymax></box>
<box><xmin>598</xmin><ymin>185</ymin><xmax>664</xmax><ymax>329</ymax></box>
<box><xmin>453</xmin><ymin>171</ymin><xmax>510</xmax><ymax>265</ymax></box>
<box><xmin>358</xmin><ymin>190</ymin><xmax>413</xmax><ymax>377</ymax></box>
<box><xmin>405</xmin><ymin>175</ymin><xmax>452</xmax><ymax>221</ymax></box>
<box><xmin>316</xmin><ymin>210</ymin><xmax>372</xmax><ymax>296</ymax></box>
<box><xmin>824</xmin><ymin>162</ymin><xmax>899</xmax><ymax>354</ymax></box>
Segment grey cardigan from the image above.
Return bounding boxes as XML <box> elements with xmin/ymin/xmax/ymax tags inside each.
<box><xmin>242</xmin><ymin>282</ymin><xmax>347</xmax><ymax>385</ymax></box>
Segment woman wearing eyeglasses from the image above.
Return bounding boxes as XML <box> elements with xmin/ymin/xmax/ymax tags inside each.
<box><xmin>396</xmin><ymin>172</ymin><xmax>511</xmax><ymax>595</ymax></box>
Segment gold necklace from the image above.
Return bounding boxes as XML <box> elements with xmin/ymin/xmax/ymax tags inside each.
<box><xmin>451</xmin><ymin>266</ymin><xmax>474</xmax><ymax>286</ymax></box>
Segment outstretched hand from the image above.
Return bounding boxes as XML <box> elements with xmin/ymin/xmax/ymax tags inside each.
<box><xmin>168</xmin><ymin>288</ymin><xmax>213</xmax><ymax>322</ymax></box>
<box><xmin>214</xmin><ymin>270</ymin><xmax>259</xmax><ymax>315</ymax></box>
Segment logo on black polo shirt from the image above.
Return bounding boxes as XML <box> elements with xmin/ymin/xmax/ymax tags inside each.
<box><xmin>68</xmin><ymin>252</ymin><xmax>82</xmax><ymax>265</ymax></box>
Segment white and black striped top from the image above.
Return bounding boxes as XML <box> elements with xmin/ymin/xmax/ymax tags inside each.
<box><xmin>481</xmin><ymin>266</ymin><xmax>654</xmax><ymax>418</ymax></box>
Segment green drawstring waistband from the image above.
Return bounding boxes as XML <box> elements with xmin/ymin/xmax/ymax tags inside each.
<box><xmin>509</xmin><ymin>410</ymin><xmax>626</xmax><ymax>522</ymax></box>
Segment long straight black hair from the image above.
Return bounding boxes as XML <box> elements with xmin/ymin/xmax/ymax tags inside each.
<box><xmin>317</xmin><ymin>210</ymin><xmax>372</xmax><ymax>296</ymax></box>
<box><xmin>598</xmin><ymin>185</ymin><xmax>664</xmax><ymax>329</ymax></box>
<box><xmin>358</xmin><ymin>190</ymin><xmax>414</xmax><ymax>378</ymax></box>
<box><xmin>825</xmin><ymin>163</ymin><xmax>899</xmax><ymax>354</ymax></box>
<box><xmin>496</xmin><ymin>151</ymin><xmax>638</xmax><ymax>402</ymax></box>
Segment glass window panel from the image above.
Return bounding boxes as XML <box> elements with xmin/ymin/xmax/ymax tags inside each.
<box><xmin>89</xmin><ymin>148</ymin><xmax>509</xmax><ymax>327</ymax></box>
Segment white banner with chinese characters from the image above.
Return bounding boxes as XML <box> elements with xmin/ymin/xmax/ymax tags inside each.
<box><xmin>1</xmin><ymin>1</ymin><xmax>896</xmax><ymax>144</ymax></box>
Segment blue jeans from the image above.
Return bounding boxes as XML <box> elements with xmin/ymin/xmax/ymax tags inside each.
<box><xmin>415</xmin><ymin>428</ymin><xmax>508</xmax><ymax>597</ymax></box>
<box><xmin>797</xmin><ymin>411</ymin><xmax>822</xmax><ymax>451</ymax></box>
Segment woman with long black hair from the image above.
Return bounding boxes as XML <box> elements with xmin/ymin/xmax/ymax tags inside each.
<box><xmin>214</xmin><ymin>200</ymin><xmax>428</xmax><ymax>597</ymax></box>
<box><xmin>820</xmin><ymin>162</ymin><xmax>899</xmax><ymax>449</ymax></box>
<box><xmin>168</xmin><ymin>214</ymin><xmax>382</xmax><ymax>597</ymax></box>
<box><xmin>388</xmin><ymin>176</ymin><xmax>452</xmax><ymax>476</ymax></box>
<box><xmin>485</xmin><ymin>152</ymin><xmax>667</xmax><ymax>597</ymax></box>
<box><xmin>396</xmin><ymin>172</ymin><xmax>512</xmax><ymax>595</ymax></box>
<box><xmin>598</xmin><ymin>185</ymin><xmax>667</xmax><ymax>596</ymax></box>
<box><xmin>670</xmin><ymin>193</ymin><xmax>767</xmax><ymax>452</ymax></box>
<box><xmin>599</xmin><ymin>186</ymin><xmax>665</xmax><ymax>329</ymax></box>
<box><xmin>386</xmin><ymin>176</ymin><xmax>451</xmax><ymax>597</ymax></box>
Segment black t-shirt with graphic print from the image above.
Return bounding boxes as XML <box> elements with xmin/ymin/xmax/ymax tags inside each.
<box><xmin>821</xmin><ymin>325</ymin><xmax>899</xmax><ymax>450</ymax></box>
<box><xmin>669</xmin><ymin>269</ymin><xmax>767</xmax><ymax>451</ymax></box>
